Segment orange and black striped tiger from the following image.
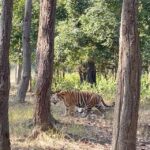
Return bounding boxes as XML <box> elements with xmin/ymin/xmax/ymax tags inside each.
<box><xmin>50</xmin><ymin>90</ymin><xmax>114</xmax><ymax>117</ymax></box>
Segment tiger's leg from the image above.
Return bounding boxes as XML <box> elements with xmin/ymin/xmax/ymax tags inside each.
<box><xmin>76</xmin><ymin>107</ymin><xmax>84</xmax><ymax>113</ymax></box>
<box><xmin>81</xmin><ymin>96</ymin><xmax>96</xmax><ymax>117</ymax></box>
<box><xmin>81</xmin><ymin>107</ymin><xmax>92</xmax><ymax>118</ymax></box>
<box><xmin>95</xmin><ymin>105</ymin><xmax>105</xmax><ymax>118</ymax></box>
<box><xmin>95</xmin><ymin>105</ymin><xmax>105</xmax><ymax>113</ymax></box>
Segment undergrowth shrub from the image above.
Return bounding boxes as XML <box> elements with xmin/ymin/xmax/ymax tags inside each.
<box><xmin>140</xmin><ymin>74</ymin><xmax>150</xmax><ymax>103</ymax></box>
<box><xmin>52</xmin><ymin>73</ymin><xmax>116</xmax><ymax>102</ymax></box>
<box><xmin>52</xmin><ymin>72</ymin><xmax>150</xmax><ymax>103</ymax></box>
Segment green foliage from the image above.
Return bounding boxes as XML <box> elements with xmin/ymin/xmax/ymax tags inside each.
<box><xmin>10</xmin><ymin>0</ymin><xmax>24</xmax><ymax>63</ymax></box>
<box><xmin>65</xmin><ymin>0</ymin><xmax>91</xmax><ymax>18</ymax></box>
<box><xmin>9</xmin><ymin>0</ymin><xmax>150</xmax><ymax>74</ymax></box>
<box><xmin>53</xmin><ymin>73</ymin><xmax>80</xmax><ymax>90</ymax></box>
<box><xmin>80</xmin><ymin>0</ymin><xmax>117</xmax><ymax>46</ymax></box>
<box><xmin>30</xmin><ymin>0</ymin><xmax>39</xmax><ymax>49</ymax></box>
<box><xmin>139</xmin><ymin>0</ymin><xmax>150</xmax><ymax>68</ymax></box>
<box><xmin>56</xmin><ymin>2</ymin><xmax>68</xmax><ymax>21</ymax></box>
<box><xmin>141</xmin><ymin>74</ymin><xmax>150</xmax><ymax>102</ymax></box>
<box><xmin>55</xmin><ymin>18</ymin><xmax>88</xmax><ymax>69</ymax></box>
<box><xmin>54</xmin><ymin>0</ymin><xmax>150</xmax><ymax>75</ymax></box>
<box><xmin>54</xmin><ymin>0</ymin><xmax>119</xmax><ymax>72</ymax></box>
<box><xmin>10</xmin><ymin>0</ymin><xmax>39</xmax><ymax>63</ymax></box>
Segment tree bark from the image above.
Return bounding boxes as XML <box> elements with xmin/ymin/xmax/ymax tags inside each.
<box><xmin>28</xmin><ymin>77</ymin><xmax>32</xmax><ymax>92</ymax></box>
<box><xmin>86</xmin><ymin>59</ymin><xmax>96</xmax><ymax>85</ymax></box>
<box><xmin>16</xmin><ymin>0</ymin><xmax>32</xmax><ymax>102</ymax></box>
<box><xmin>34</xmin><ymin>0</ymin><xmax>56</xmax><ymax>130</ymax></box>
<box><xmin>78</xmin><ymin>60</ymin><xmax>96</xmax><ymax>85</ymax></box>
<box><xmin>15</xmin><ymin>63</ymin><xmax>22</xmax><ymax>85</ymax></box>
<box><xmin>112</xmin><ymin>0</ymin><xmax>141</xmax><ymax>150</ymax></box>
<box><xmin>0</xmin><ymin>0</ymin><xmax>13</xmax><ymax>149</ymax></box>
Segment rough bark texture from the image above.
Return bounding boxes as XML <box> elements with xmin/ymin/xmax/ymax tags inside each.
<box><xmin>16</xmin><ymin>0</ymin><xmax>32</xmax><ymax>102</ymax></box>
<box><xmin>34</xmin><ymin>0</ymin><xmax>56</xmax><ymax>129</ymax></box>
<box><xmin>112</xmin><ymin>0</ymin><xmax>141</xmax><ymax>150</ymax></box>
<box><xmin>0</xmin><ymin>0</ymin><xmax>13</xmax><ymax>149</ymax></box>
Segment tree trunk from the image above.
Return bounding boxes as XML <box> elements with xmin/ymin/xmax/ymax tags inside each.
<box><xmin>34</xmin><ymin>0</ymin><xmax>56</xmax><ymax>130</ymax></box>
<box><xmin>15</xmin><ymin>63</ymin><xmax>22</xmax><ymax>85</ymax></box>
<box><xmin>28</xmin><ymin>76</ymin><xmax>32</xmax><ymax>92</ymax></box>
<box><xmin>16</xmin><ymin>0</ymin><xmax>32</xmax><ymax>102</ymax></box>
<box><xmin>62</xmin><ymin>69</ymin><xmax>65</xmax><ymax>78</ymax></box>
<box><xmin>112</xmin><ymin>0</ymin><xmax>141</xmax><ymax>150</ymax></box>
<box><xmin>0</xmin><ymin>0</ymin><xmax>13</xmax><ymax>149</ymax></box>
<box><xmin>86</xmin><ymin>60</ymin><xmax>96</xmax><ymax>85</ymax></box>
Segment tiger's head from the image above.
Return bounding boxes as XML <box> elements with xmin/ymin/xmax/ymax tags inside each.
<box><xmin>50</xmin><ymin>91</ymin><xmax>64</xmax><ymax>105</ymax></box>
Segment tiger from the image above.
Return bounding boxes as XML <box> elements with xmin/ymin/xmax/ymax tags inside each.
<box><xmin>50</xmin><ymin>90</ymin><xmax>114</xmax><ymax>117</ymax></box>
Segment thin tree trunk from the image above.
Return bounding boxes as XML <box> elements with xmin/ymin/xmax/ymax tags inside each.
<box><xmin>112</xmin><ymin>0</ymin><xmax>141</xmax><ymax>150</ymax></box>
<box><xmin>0</xmin><ymin>0</ymin><xmax>13</xmax><ymax>149</ymax></box>
<box><xmin>16</xmin><ymin>63</ymin><xmax>22</xmax><ymax>85</ymax></box>
<box><xmin>28</xmin><ymin>76</ymin><xmax>32</xmax><ymax>92</ymax></box>
<box><xmin>16</xmin><ymin>0</ymin><xmax>32</xmax><ymax>102</ymax></box>
<box><xmin>62</xmin><ymin>69</ymin><xmax>65</xmax><ymax>78</ymax></box>
<box><xmin>34</xmin><ymin>0</ymin><xmax>57</xmax><ymax>130</ymax></box>
<box><xmin>86</xmin><ymin>60</ymin><xmax>96</xmax><ymax>85</ymax></box>
<box><xmin>15</xmin><ymin>64</ymin><xmax>17</xmax><ymax>83</ymax></box>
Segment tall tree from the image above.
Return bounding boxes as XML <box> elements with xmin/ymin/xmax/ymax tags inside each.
<box><xmin>0</xmin><ymin>0</ymin><xmax>13</xmax><ymax>149</ymax></box>
<box><xmin>16</xmin><ymin>0</ymin><xmax>32</xmax><ymax>102</ymax></box>
<box><xmin>112</xmin><ymin>0</ymin><xmax>141</xmax><ymax>150</ymax></box>
<box><xmin>34</xmin><ymin>0</ymin><xmax>56</xmax><ymax>130</ymax></box>
<box><xmin>78</xmin><ymin>59</ymin><xmax>96</xmax><ymax>85</ymax></box>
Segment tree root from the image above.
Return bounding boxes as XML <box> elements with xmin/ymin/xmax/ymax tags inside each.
<box><xmin>28</xmin><ymin>123</ymin><xmax>60</xmax><ymax>140</ymax></box>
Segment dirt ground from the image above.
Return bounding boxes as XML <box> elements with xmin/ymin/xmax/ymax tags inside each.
<box><xmin>9</xmin><ymin>89</ymin><xmax>150</xmax><ymax>150</ymax></box>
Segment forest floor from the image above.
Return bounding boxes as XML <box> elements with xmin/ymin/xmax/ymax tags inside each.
<box><xmin>9</xmin><ymin>87</ymin><xmax>150</xmax><ymax>150</ymax></box>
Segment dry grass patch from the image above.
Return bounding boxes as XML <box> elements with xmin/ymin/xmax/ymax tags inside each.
<box><xmin>9</xmin><ymin>102</ymin><xmax>34</xmax><ymax>137</ymax></box>
<box><xmin>11</xmin><ymin>131</ymin><xmax>109</xmax><ymax>150</ymax></box>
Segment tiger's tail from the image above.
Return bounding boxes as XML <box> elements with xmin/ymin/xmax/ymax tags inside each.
<box><xmin>99</xmin><ymin>96</ymin><xmax>115</xmax><ymax>107</ymax></box>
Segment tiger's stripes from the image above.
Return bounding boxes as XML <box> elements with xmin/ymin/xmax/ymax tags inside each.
<box><xmin>50</xmin><ymin>90</ymin><xmax>114</xmax><ymax>117</ymax></box>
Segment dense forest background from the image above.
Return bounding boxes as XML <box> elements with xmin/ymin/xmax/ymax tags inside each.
<box><xmin>9</xmin><ymin>0</ymin><xmax>150</xmax><ymax>102</ymax></box>
<box><xmin>10</xmin><ymin>0</ymin><xmax>150</xmax><ymax>75</ymax></box>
